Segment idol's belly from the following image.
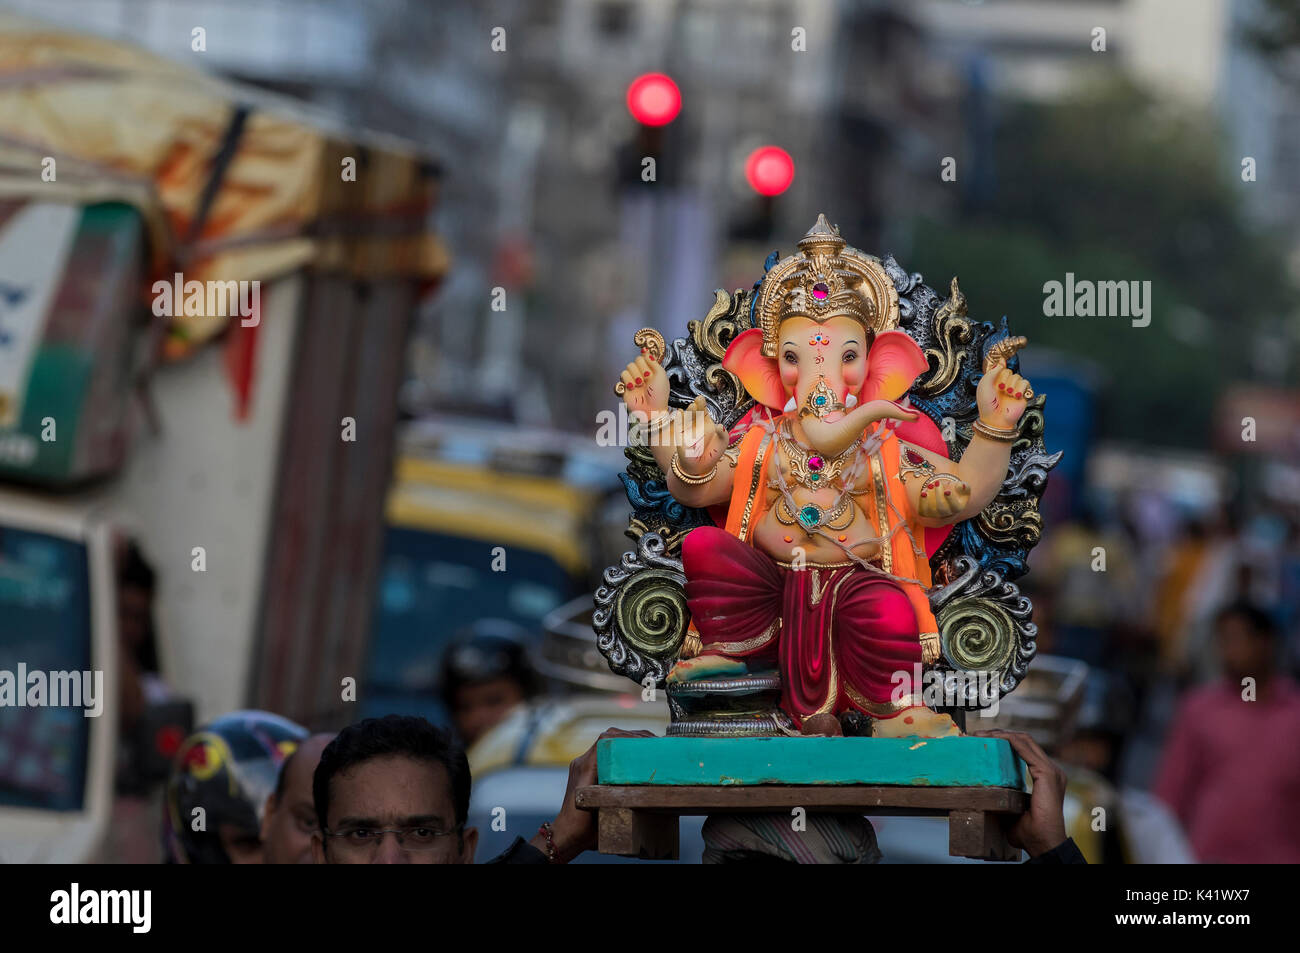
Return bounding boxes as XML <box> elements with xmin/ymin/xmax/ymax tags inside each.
<box><xmin>752</xmin><ymin>487</ymin><xmax>882</xmax><ymax>564</ymax></box>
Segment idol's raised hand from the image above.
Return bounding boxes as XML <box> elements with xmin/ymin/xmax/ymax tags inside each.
<box><xmin>619</xmin><ymin>350</ymin><xmax>669</xmax><ymax>417</ymax></box>
<box><xmin>975</xmin><ymin>336</ymin><xmax>1033</xmax><ymax>430</ymax></box>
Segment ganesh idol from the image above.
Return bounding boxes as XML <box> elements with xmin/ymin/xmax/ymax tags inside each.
<box><xmin>619</xmin><ymin>215</ymin><xmax>1033</xmax><ymax>738</ymax></box>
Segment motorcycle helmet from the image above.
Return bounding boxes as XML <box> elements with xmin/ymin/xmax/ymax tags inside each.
<box><xmin>163</xmin><ymin>710</ymin><xmax>306</xmax><ymax>863</ymax></box>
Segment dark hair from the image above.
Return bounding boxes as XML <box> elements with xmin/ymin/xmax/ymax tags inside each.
<box><xmin>272</xmin><ymin>748</ymin><xmax>298</xmax><ymax>802</ymax></box>
<box><xmin>119</xmin><ymin>541</ymin><xmax>157</xmax><ymax>591</ymax></box>
<box><xmin>440</xmin><ymin>621</ymin><xmax>540</xmax><ymax>706</ymax></box>
<box><xmin>118</xmin><ymin>541</ymin><xmax>161</xmax><ymax>672</ymax></box>
<box><xmin>312</xmin><ymin>715</ymin><xmax>470</xmax><ymax>833</ymax></box>
<box><xmin>1215</xmin><ymin>601</ymin><xmax>1279</xmax><ymax>641</ymax></box>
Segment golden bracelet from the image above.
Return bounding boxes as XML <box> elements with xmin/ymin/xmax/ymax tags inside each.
<box><xmin>632</xmin><ymin>411</ymin><xmax>681</xmax><ymax>450</ymax></box>
<box><xmin>643</xmin><ymin>410</ymin><xmax>677</xmax><ymax>436</ymax></box>
<box><xmin>972</xmin><ymin>419</ymin><xmax>1018</xmax><ymax>443</ymax></box>
<box><xmin>670</xmin><ymin>449</ymin><xmax>718</xmax><ymax>485</ymax></box>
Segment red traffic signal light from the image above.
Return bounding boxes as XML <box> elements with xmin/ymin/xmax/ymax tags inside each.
<box><xmin>745</xmin><ymin>146</ymin><xmax>795</xmax><ymax>196</ymax></box>
<box><xmin>626</xmin><ymin>73</ymin><xmax>681</xmax><ymax>127</ymax></box>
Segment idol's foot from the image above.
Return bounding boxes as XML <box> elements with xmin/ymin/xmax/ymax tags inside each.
<box><xmin>666</xmin><ymin>654</ymin><xmax>747</xmax><ymax>684</ymax></box>
<box><xmin>800</xmin><ymin>713</ymin><xmax>843</xmax><ymax>737</ymax></box>
<box><xmin>870</xmin><ymin>706</ymin><xmax>961</xmax><ymax>739</ymax></box>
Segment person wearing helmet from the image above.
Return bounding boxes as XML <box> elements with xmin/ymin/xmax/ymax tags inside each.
<box><xmin>440</xmin><ymin>620</ymin><xmax>540</xmax><ymax>747</ymax></box>
<box><xmin>163</xmin><ymin>710</ymin><xmax>307</xmax><ymax>864</ymax></box>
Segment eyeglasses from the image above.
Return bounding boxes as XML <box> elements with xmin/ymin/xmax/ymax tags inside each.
<box><xmin>323</xmin><ymin>826</ymin><xmax>461</xmax><ymax>853</ymax></box>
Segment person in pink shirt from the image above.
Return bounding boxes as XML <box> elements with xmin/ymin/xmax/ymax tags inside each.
<box><xmin>1153</xmin><ymin>601</ymin><xmax>1300</xmax><ymax>863</ymax></box>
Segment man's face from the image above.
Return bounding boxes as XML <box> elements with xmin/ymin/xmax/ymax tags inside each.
<box><xmin>1217</xmin><ymin>614</ymin><xmax>1271</xmax><ymax>682</ymax></box>
<box><xmin>311</xmin><ymin>755</ymin><xmax>477</xmax><ymax>865</ymax></box>
<box><xmin>262</xmin><ymin>734</ymin><xmax>333</xmax><ymax>864</ymax></box>
<box><xmin>452</xmin><ymin>677</ymin><xmax>525</xmax><ymax>747</ymax></box>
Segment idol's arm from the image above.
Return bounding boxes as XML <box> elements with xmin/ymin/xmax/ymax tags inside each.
<box><xmin>902</xmin><ymin>356</ymin><xmax>1032</xmax><ymax>527</ymax></box>
<box><xmin>952</xmin><ymin>431</ymin><xmax>1014</xmax><ymax>515</ymax></box>
<box><xmin>620</xmin><ymin>346</ymin><xmax>735</xmax><ymax>508</ymax></box>
<box><xmin>644</xmin><ymin>400</ymin><xmax>736</xmax><ymax>507</ymax></box>
<box><xmin>899</xmin><ymin>437</ymin><xmax>1011</xmax><ymax>528</ymax></box>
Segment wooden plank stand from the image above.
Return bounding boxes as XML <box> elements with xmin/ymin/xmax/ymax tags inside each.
<box><xmin>576</xmin><ymin>736</ymin><xmax>1029</xmax><ymax>862</ymax></box>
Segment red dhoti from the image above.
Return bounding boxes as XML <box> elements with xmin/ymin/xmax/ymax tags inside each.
<box><xmin>682</xmin><ymin>526</ymin><xmax>923</xmax><ymax>725</ymax></box>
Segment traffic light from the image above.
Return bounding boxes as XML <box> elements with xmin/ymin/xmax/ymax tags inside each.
<box><xmin>619</xmin><ymin>72</ymin><xmax>685</xmax><ymax>188</ymax></box>
<box><xmin>744</xmin><ymin>145</ymin><xmax>794</xmax><ymax>196</ymax></box>
<box><xmin>626</xmin><ymin>73</ymin><xmax>681</xmax><ymax>127</ymax></box>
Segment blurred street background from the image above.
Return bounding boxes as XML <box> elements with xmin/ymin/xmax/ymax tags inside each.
<box><xmin>0</xmin><ymin>0</ymin><xmax>1298</xmax><ymax>863</ymax></box>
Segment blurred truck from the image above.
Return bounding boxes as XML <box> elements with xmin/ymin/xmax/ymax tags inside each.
<box><xmin>0</xmin><ymin>14</ymin><xmax>444</xmax><ymax>861</ymax></box>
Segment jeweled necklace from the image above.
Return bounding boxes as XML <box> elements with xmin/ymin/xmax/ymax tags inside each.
<box><xmin>777</xmin><ymin>420</ymin><xmax>859</xmax><ymax>491</ymax></box>
<box><xmin>771</xmin><ymin>419</ymin><xmax>865</xmax><ymax>532</ymax></box>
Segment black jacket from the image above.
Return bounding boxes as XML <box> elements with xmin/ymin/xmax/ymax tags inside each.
<box><xmin>1025</xmin><ymin>837</ymin><xmax>1087</xmax><ymax>864</ymax></box>
<box><xmin>485</xmin><ymin>836</ymin><xmax>549</xmax><ymax>864</ymax></box>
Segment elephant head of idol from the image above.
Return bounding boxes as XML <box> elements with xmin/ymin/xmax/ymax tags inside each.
<box><xmin>722</xmin><ymin>214</ymin><xmax>928</xmax><ymax>457</ymax></box>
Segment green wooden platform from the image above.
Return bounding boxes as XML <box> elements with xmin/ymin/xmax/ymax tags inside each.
<box><xmin>596</xmin><ymin>736</ymin><xmax>1028</xmax><ymax>789</ymax></box>
<box><xmin>582</xmin><ymin>737</ymin><xmax>1030</xmax><ymax>860</ymax></box>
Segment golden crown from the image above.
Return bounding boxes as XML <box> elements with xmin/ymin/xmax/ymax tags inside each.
<box><xmin>755</xmin><ymin>214</ymin><xmax>900</xmax><ymax>358</ymax></box>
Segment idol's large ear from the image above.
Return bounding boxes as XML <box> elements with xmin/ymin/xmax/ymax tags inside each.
<box><xmin>722</xmin><ymin>328</ymin><xmax>786</xmax><ymax>410</ymax></box>
<box><xmin>859</xmin><ymin>330</ymin><xmax>928</xmax><ymax>404</ymax></box>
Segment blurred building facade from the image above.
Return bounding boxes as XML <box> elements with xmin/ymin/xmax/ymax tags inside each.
<box><xmin>6</xmin><ymin>0</ymin><xmax>1294</xmax><ymax>427</ymax></box>
<box><xmin>922</xmin><ymin>0</ymin><xmax>1300</xmax><ymax>377</ymax></box>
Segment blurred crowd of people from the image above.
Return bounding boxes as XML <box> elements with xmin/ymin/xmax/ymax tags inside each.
<box><xmin>1029</xmin><ymin>490</ymin><xmax>1300</xmax><ymax>863</ymax></box>
<box><xmin>153</xmin><ymin>709</ymin><xmax>650</xmax><ymax>865</ymax></box>
<box><xmin>108</xmin><ymin>551</ymin><xmax>581</xmax><ymax>864</ymax></box>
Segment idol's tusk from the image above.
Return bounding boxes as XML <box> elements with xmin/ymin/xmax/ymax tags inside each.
<box><xmin>844</xmin><ymin>393</ymin><xmax>858</xmax><ymax>409</ymax></box>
